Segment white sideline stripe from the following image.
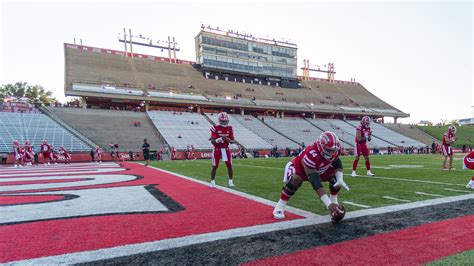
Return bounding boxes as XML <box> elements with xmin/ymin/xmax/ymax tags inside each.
<box><xmin>443</xmin><ymin>188</ymin><xmax>472</xmax><ymax>194</ymax></box>
<box><xmin>146</xmin><ymin>164</ymin><xmax>320</xmax><ymax>219</ymax></box>
<box><xmin>342</xmin><ymin>201</ymin><xmax>371</xmax><ymax>208</ymax></box>
<box><xmin>10</xmin><ymin>193</ymin><xmax>474</xmax><ymax>264</ymax></box>
<box><xmin>235</xmin><ymin>163</ymin><xmax>466</xmax><ymax>187</ymax></box>
<box><xmin>415</xmin><ymin>191</ymin><xmax>445</xmax><ymax>197</ymax></box>
<box><xmin>382</xmin><ymin>196</ymin><xmax>411</xmax><ymax>202</ymax></box>
<box><xmin>346</xmin><ymin>174</ymin><xmax>465</xmax><ymax>187</ymax></box>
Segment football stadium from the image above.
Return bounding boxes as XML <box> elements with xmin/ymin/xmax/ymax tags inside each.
<box><xmin>1</xmin><ymin>2</ymin><xmax>473</xmax><ymax>265</ymax></box>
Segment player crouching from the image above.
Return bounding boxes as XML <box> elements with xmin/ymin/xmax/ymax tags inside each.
<box><xmin>463</xmin><ymin>151</ymin><xmax>474</xmax><ymax>189</ymax></box>
<box><xmin>23</xmin><ymin>141</ymin><xmax>34</xmax><ymax>166</ymax></box>
<box><xmin>13</xmin><ymin>140</ymin><xmax>24</xmax><ymax>168</ymax></box>
<box><xmin>59</xmin><ymin>146</ymin><xmax>72</xmax><ymax>164</ymax></box>
<box><xmin>273</xmin><ymin>131</ymin><xmax>349</xmax><ymax>223</ymax></box>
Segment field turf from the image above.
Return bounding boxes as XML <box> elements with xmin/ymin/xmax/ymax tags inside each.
<box><xmin>150</xmin><ymin>154</ymin><xmax>472</xmax><ymax>215</ymax></box>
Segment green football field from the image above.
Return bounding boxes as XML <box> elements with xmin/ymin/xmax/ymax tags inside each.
<box><xmin>150</xmin><ymin>154</ymin><xmax>472</xmax><ymax>215</ymax></box>
<box><xmin>149</xmin><ymin>154</ymin><xmax>473</xmax><ymax>264</ymax></box>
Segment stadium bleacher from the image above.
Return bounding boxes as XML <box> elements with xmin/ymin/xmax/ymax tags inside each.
<box><xmin>261</xmin><ymin>116</ymin><xmax>324</xmax><ymax>147</ymax></box>
<box><xmin>382</xmin><ymin>124</ymin><xmax>435</xmax><ymax>145</ymax></box>
<box><xmin>345</xmin><ymin>120</ymin><xmax>426</xmax><ymax>147</ymax></box>
<box><xmin>147</xmin><ymin>110</ymin><xmax>236</xmax><ymax>150</ymax></box>
<box><xmin>65</xmin><ymin>45</ymin><xmax>406</xmax><ymax>117</ymax></box>
<box><xmin>0</xmin><ymin>112</ymin><xmax>91</xmax><ymax>153</ymax></box>
<box><xmin>205</xmin><ymin>113</ymin><xmax>273</xmax><ymax>150</ymax></box>
<box><xmin>231</xmin><ymin>115</ymin><xmax>300</xmax><ymax>149</ymax></box>
<box><xmin>47</xmin><ymin>107</ymin><xmax>164</xmax><ymax>151</ymax></box>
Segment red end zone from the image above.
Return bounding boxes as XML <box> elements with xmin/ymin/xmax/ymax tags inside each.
<box><xmin>248</xmin><ymin>214</ymin><xmax>474</xmax><ymax>265</ymax></box>
<box><xmin>0</xmin><ymin>162</ymin><xmax>303</xmax><ymax>263</ymax></box>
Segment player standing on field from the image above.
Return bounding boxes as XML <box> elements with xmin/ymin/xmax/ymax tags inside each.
<box><xmin>210</xmin><ymin>112</ymin><xmax>235</xmax><ymax>188</ymax></box>
<box><xmin>273</xmin><ymin>131</ymin><xmax>349</xmax><ymax>220</ymax></box>
<box><xmin>442</xmin><ymin>125</ymin><xmax>456</xmax><ymax>170</ymax></box>
<box><xmin>352</xmin><ymin>116</ymin><xmax>375</xmax><ymax>177</ymax></box>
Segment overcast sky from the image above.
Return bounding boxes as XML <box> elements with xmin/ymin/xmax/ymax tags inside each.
<box><xmin>1</xmin><ymin>0</ymin><xmax>472</xmax><ymax>124</ymax></box>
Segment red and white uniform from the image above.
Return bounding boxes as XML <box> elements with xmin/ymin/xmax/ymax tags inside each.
<box><xmin>284</xmin><ymin>142</ymin><xmax>342</xmax><ymax>182</ymax></box>
<box><xmin>442</xmin><ymin>132</ymin><xmax>455</xmax><ymax>156</ymax></box>
<box><xmin>354</xmin><ymin>125</ymin><xmax>372</xmax><ymax>157</ymax></box>
<box><xmin>41</xmin><ymin>142</ymin><xmax>51</xmax><ymax>161</ymax></box>
<box><xmin>171</xmin><ymin>147</ymin><xmax>177</xmax><ymax>160</ymax></box>
<box><xmin>14</xmin><ymin>144</ymin><xmax>23</xmax><ymax>162</ymax></box>
<box><xmin>94</xmin><ymin>147</ymin><xmax>102</xmax><ymax>161</ymax></box>
<box><xmin>59</xmin><ymin>147</ymin><xmax>71</xmax><ymax>163</ymax></box>
<box><xmin>23</xmin><ymin>144</ymin><xmax>33</xmax><ymax>163</ymax></box>
<box><xmin>463</xmin><ymin>151</ymin><xmax>474</xmax><ymax>170</ymax></box>
<box><xmin>210</xmin><ymin>124</ymin><xmax>234</xmax><ymax>167</ymax></box>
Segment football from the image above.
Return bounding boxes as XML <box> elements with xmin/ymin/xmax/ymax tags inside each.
<box><xmin>331</xmin><ymin>203</ymin><xmax>346</xmax><ymax>223</ymax></box>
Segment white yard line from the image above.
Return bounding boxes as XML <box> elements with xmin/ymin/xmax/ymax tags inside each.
<box><xmin>10</xmin><ymin>176</ymin><xmax>474</xmax><ymax>265</ymax></box>
<box><xmin>415</xmin><ymin>191</ymin><xmax>445</xmax><ymax>197</ymax></box>
<box><xmin>342</xmin><ymin>201</ymin><xmax>371</xmax><ymax>208</ymax></box>
<box><xmin>348</xmin><ymin>174</ymin><xmax>465</xmax><ymax>187</ymax></box>
<box><xmin>443</xmin><ymin>188</ymin><xmax>472</xmax><ymax>194</ymax></box>
<box><xmin>146</xmin><ymin>164</ymin><xmax>320</xmax><ymax>219</ymax></box>
<box><xmin>382</xmin><ymin>196</ymin><xmax>411</xmax><ymax>202</ymax></box>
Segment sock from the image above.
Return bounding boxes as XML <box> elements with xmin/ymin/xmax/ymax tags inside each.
<box><xmin>352</xmin><ymin>159</ymin><xmax>359</xmax><ymax>171</ymax></box>
<box><xmin>275</xmin><ymin>199</ymin><xmax>287</xmax><ymax>210</ymax></box>
<box><xmin>365</xmin><ymin>160</ymin><xmax>371</xmax><ymax>171</ymax></box>
<box><xmin>330</xmin><ymin>194</ymin><xmax>338</xmax><ymax>204</ymax></box>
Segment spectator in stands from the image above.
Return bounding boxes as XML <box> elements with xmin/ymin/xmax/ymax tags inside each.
<box><xmin>431</xmin><ymin>140</ymin><xmax>436</xmax><ymax>154</ymax></box>
<box><xmin>90</xmin><ymin>149</ymin><xmax>95</xmax><ymax>162</ymax></box>
<box><xmin>1</xmin><ymin>152</ymin><xmax>7</xmax><ymax>165</ymax></box>
<box><xmin>285</xmin><ymin>147</ymin><xmax>291</xmax><ymax>157</ymax></box>
<box><xmin>463</xmin><ymin>144</ymin><xmax>467</xmax><ymax>153</ymax></box>
<box><xmin>142</xmin><ymin>139</ymin><xmax>150</xmax><ymax>166</ymax></box>
<box><xmin>171</xmin><ymin>146</ymin><xmax>177</xmax><ymax>160</ymax></box>
<box><xmin>129</xmin><ymin>151</ymin><xmax>134</xmax><ymax>161</ymax></box>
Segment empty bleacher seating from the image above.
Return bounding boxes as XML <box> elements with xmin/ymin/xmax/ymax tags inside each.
<box><xmin>0</xmin><ymin>112</ymin><xmax>91</xmax><ymax>153</ymax></box>
<box><xmin>147</xmin><ymin>111</ymin><xmax>232</xmax><ymax>150</ymax></box>
<box><xmin>205</xmin><ymin>113</ymin><xmax>273</xmax><ymax>150</ymax></box>
<box><xmin>231</xmin><ymin>115</ymin><xmax>300</xmax><ymax>149</ymax></box>
<box><xmin>261</xmin><ymin>117</ymin><xmax>324</xmax><ymax>147</ymax></box>
<box><xmin>48</xmin><ymin>107</ymin><xmax>163</xmax><ymax>151</ymax></box>
<box><xmin>345</xmin><ymin>120</ymin><xmax>425</xmax><ymax>147</ymax></box>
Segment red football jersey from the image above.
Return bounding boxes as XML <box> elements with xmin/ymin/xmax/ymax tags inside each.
<box><xmin>24</xmin><ymin>145</ymin><xmax>32</xmax><ymax>153</ymax></box>
<box><xmin>210</xmin><ymin>125</ymin><xmax>234</xmax><ymax>149</ymax></box>
<box><xmin>442</xmin><ymin>132</ymin><xmax>455</xmax><ymax>146</ymax></box>
<box><xmin>41</xmin><ymin>143</ymin><xmax>50</xmax><ymax>153</ymax></box>
<box><xmin>355</xmin><ymin>125</ymin><xmax>372</xmax><ymax>144</ymax></box>
<box><xmin>292</xmin><ymin>143</ymin><xmax>342</xmax><ymax>177</ymax></box>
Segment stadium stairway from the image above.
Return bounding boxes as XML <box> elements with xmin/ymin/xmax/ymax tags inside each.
<box><xmin>41</xmin><ymin>106</ymin><xmax>98</xmax><ymax>149</ymax></box>
<box><xmin>382</xmin><ymin>124</ymin><xmax>435</xmax><ymax>146</ymax></box>
<box><xmin>304</xmin><ymin>118</ymin><xmax>353</xmax><ymax>148</ymax></box>
<box><xmin>231</xmin><ymin>115</ymin><xmax>300</xmax><ymax>150</ymax></box>
<box><xmin>204</xmin><ymin>113</ymin><xmax>273</xmax><ymax>150</ymax></box>
<box><xmin>47</xmin><ymin>107</ymin><xmax>165</xmax><ymax>152</ymax></box>
<box><xmin>343</xmin><ymin>119</ymin><xmax>398</xmax><ymax>147</ymax></box>
<box><xmin>260</xmin><ymin>118</ymin><xmax>302</xmax><ymax>147</ymax></box>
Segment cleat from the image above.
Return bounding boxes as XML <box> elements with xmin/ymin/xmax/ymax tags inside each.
<box><xmin>273</xmin><ymin>210</ymin><xmax>285</xmax><ymax>219</ymax></box>
<box><xmin>351</xmin><ymin>171</ymin><xmax>357</xmax><ymax>177</ymax></box>
<box><xmin>228</xmin><ymin>179</ymin><xmax>234</xmax><ymax>187</ymax></box>
<box><xmin>449</xmin><ymin>167</ymin><xmax>455</xmax><ymax>171</ymax></box>
<box><xmin>366</xmin><ymin>171</ymin><xmax>375</xmax><ymax>176</ymax></box>
<box><xmin>210</xmin><ymin>180</ymin><xmax>216</xmax><ymax>188</ymax></box>
<box><xmin>273</xmin><ymin>200</ymin><xmax>287</xmax><ymax>219</ymax></box>
<box><xmin>467</xmin><ymin>183</ymin><xmax>474</xmax><ymax>189</ymax></box>
<box><xmin>442</xmin><ymin>168</ymin><xmax>448</xmax><ymax>171</ymax></box>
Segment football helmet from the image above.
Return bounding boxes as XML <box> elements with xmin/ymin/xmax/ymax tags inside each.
<box><xmin>448</xmin><ymin>125</ymin><xmax>456</xmax><ymax>134</ymax></box>
<box><xmin>361</xmin><ymin>116</ymin><xmax>371</xmax><ymax>128</ymax></box>
<box><xmin>24</xmin><ymin>140</ymin><xmax>30</xmax><ymax>145</ymax></box>
<box><xmin>218</xmin><ymin>112</ymin><xmax>229</xmax><ymax>126</ymax></box>
<box><xmin>316</xmin><ymin>131</ymin><xmax>341</xmax><ymax>161</ymax></box>
<box><xmin>13</xmin><ymin>140</ymin><xmax>19</xmax><ymax>146</ymax></box>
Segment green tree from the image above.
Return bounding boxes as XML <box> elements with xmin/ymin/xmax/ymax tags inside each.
<box><xmin>0</xmin><ymin>82</ymin><xmax>55</xmax><ymax>104</ymax></box>
<box><xmin>25</xmin><ymin>84</ymin><xmax>55</xmax><ymax>104</ymax></box>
